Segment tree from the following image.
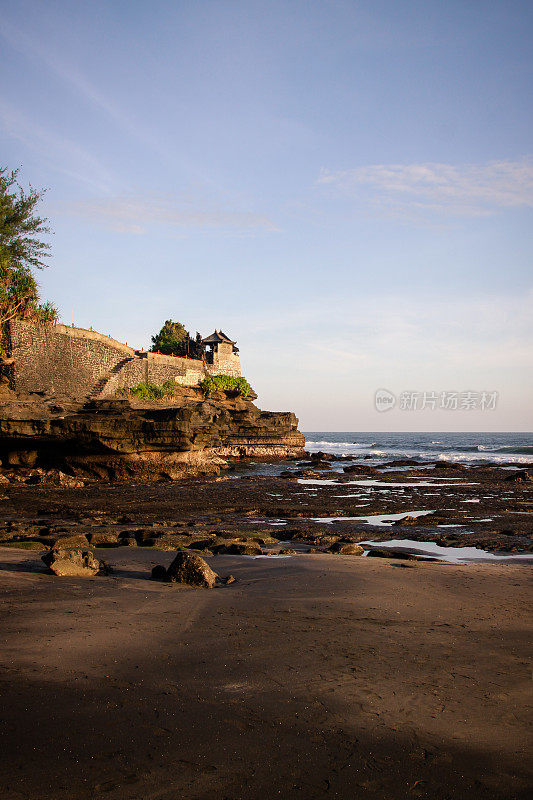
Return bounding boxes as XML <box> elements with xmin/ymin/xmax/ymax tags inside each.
<box><xmin>0</xmin><ymin>167</ymin><xmax>57</xmax><ymax>328</ymax></box>
<box><xmin>150</xmin><ymin>319</ymin><xmax>188</xmax><ymax>355</ymax></box>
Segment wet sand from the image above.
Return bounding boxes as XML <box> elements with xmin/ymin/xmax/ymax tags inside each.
<box><xmin>0</xmin><ymin>546</ymin><xmax>531</xmax><ymax>800</ymax></box>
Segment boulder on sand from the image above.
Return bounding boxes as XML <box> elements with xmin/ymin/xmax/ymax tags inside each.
<box><xmin>151</xmin><ymin>564</ymin><xmax>168</xmax><ymax>581</ymax></box>
<box><xmin>42</xmin><ymin>548</ymin><xmax>110</xmax><ymax>577</ymax></box>
<box><xmin>327</xmin><ymin>542</ymin><xmax>364</xmax><ymax>555</ymax></box>
<box><xmin>152</xmin><ymin>550</ymin><xmax>219</xmax><ymax>587</ymax></box>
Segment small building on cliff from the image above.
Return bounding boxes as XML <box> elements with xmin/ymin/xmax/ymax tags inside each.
<box><xmin>5</xmin><ymin>319</ymin><xmax>241</xmax><ymax>398</ymax></box>
<box><xmin>202</xmin><ymin>330</ymin><xmax>240</xmax><ymax>377</ymax></box>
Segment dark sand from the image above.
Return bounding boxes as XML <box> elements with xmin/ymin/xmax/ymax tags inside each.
<box><xmin>0</xmin><ymin>547</ymin><xmax>531</xmax><ymax>800</ymax></box>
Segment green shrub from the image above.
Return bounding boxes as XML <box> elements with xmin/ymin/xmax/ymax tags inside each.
<box><xmin>200</xmin><ymin>375</ymin><xmax>252</xmax><ymax>398</ymax></box>
<box><xmin>125</xmin><ymin>381</ymin><xmax>179</xmax><ymax>400</ymax></box>
<box><xmin>123</xmin><ymin>376</ymin><xmax>252</xmax><ymax>401</ymax></box>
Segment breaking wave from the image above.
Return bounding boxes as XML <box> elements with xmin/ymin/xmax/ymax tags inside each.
<box><xmin>303</xmin><ymin>432</ymin><xmax>533</xmax><ymax>465</ymax></box>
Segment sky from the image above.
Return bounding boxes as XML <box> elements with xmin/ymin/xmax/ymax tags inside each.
<box><xmin>1</xmin><ymin>0</ymin><xmax>532</xmax><ymax>431</ymax></box>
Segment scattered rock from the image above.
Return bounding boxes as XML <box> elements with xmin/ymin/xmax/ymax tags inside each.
<box><xmin>165</xmin><ymin>550</ymin><xmax>219</xmax><ymax>587</ymax></box>
<box><xmin>381</xmin><ymin>459</ymin><xmax>419</xmax><ymax>467</ymax></box>
<box><xmin>327</xmin><ymin>542</ymin><xmax>364</xmax><ymax>555</ymax></box>
<box><xmin>152</xmin><ymin>534</ymin><xmax>189</xmax><ymax>550</ymax></box>
<box><xmin>188</xmin><ymin>538</ymin><xmax>215</xmax><ymax>551</ymax></box>
<box><xmin>56</xmin><ymin>471</ymin><xmax>85</xmax><ymax>488</ymax></box>
<box><xmin>88</xmin><ymin>531</ymin><xmax>119</xmax><ymax>546</ymax></box>
<box><xmin>343</xmin><ymin>464</ymin><xmax>377</xmax><ymax>474</ymax></box>
<box><xmin>151</xmin><ymin>564</ymin><xmax>168</xmax><ymax>581</ymax></box>
<box><xmin>124</xmin><ymin>528</ymin><xmax>153</xmax><ymax>544</ymax></box>
<box><xmin>0</xmin><ymin>474</ymin><xmax>10</xmax><ymax>486</ymax></box>
<box><xmin>504</xmin><ymin>470</ymin><xmax>531</xmax><ymax>482</ymax></box>
<box><xmin>278</xmin><ymin>548</ymin><xmax>297</xmax><ymax>555</ymax></box>
<box><xmin>224</xmin><ymin>574</ymin><xmax>236</xmax><ymax>585</ymax></box>
<box><xmin>213</xmin><ymin>542</ymin><xmax>262</xmax><ymax>555</ymax></box>
<box><xmin>308</xmin><ymin>534</ymin><xmax>340</xmax><ymax>547</ymax></box>
<box><xmin>310</xmin><ymin>452</ymin><xmax>335</xmax><ymax>461</ymax></box>
<box><xmin>42</xmin><ymin>548</ymin><xmax>110</xmax><ymax>576</ymax></box>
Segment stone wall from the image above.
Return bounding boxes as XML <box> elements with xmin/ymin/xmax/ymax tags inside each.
<box><xmin>8</xmin><ymin>320</ymin><xmax>241</xmax><ymax>398</ymax></box>
<box><xmin>207</xmin><ymin>350</ymin><xmax>241</xmax><ymax>378</ymax></box>
<box><xmin>205</xmin><ymin>342</ymin><xmax>241</xmax><ymax>378</ymax></box>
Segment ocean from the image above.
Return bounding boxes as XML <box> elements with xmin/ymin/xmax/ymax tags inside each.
<box><xmin>303</xmin><ymin>431</ymin><xmax>533</xmax><ymax>466</ymax></box>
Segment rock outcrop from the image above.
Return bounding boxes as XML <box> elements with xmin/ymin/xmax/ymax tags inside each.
<box><xmin>42</xmin><ymin>548</ymin><xmax>110</xmax><ymax>576</ymax></box>
<box><xmin>327</xmin><ymin>542</ymin><xmax>364</xmax><ymax>555</ymax></box>
<box><xmin>151</xmin><ymin>550</ymin><xmax>219</xmax><ymax>587</ymax></box>
<box><xmin>0</xmin><ymin>389</ymin><xmax>305</xmax><ymax>481</ymax></box>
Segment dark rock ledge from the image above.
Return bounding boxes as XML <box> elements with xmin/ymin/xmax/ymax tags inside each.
<box><xmin>0</xmin><ymin>391</ymin><xmax>305</xmax><ymax>482</ymax></box>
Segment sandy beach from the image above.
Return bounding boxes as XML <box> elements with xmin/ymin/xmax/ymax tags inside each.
<box><xmin>1</xmin><ymin>544</ymin><xmax>531</xmax><ymax>800</ymax></box>
<box><xmin>2</xmin><ymin>1</ymin><xmax>532</xmax><ymax>796</ymax></box>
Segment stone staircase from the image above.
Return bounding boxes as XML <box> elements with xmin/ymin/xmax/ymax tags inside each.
<box><xmin>89</xmin><ymin>356</ymin><xmax>136</xmax><ymax>398</ymax></box>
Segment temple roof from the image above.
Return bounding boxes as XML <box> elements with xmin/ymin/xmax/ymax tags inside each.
<box><xmin>202</xmin><ymin>330</ymin><xmax>236</xmax><ymax>345</ymax></box>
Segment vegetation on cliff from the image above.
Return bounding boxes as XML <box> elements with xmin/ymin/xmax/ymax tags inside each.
<box><xmin>122</xmin><ymin>380</ymin><xmax>180</xmax><ymax>400</ymax></box>
<box><xmin>200</xmin><ymin>375</ymin><xmax>252</xmax><ymax>398</ymax></box>
<box><xmin>0</xmin><ymin>167</ymin><xmax>58</xmax><ymax>344</ymax></box>
<box><xmin>121</xmin><ymin>375</ymin><xmax>253</xmax><ymax>401</ymax></box>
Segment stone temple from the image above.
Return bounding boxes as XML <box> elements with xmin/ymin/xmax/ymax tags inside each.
<box><xmin>4</xmin><ymin>320</ymin><xmax>242</xmax><ymax>398</ymax></box>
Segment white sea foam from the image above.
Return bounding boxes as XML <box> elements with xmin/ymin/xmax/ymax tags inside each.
<box><xmin>303</xmin><ymin>433</ymin><xmax>532</xmax><ymax>466</ymax></box>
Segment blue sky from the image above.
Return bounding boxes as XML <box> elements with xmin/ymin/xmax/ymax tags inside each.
<box><xmin>1</xmin><ymin>0</ymin><xmax>532</xmax><ymax>430</ymax></box>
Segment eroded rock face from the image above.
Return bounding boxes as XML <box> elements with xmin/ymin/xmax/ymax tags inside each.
<box><xmin>41</xmin><ymin>548</ymin><xmax>108</xmax><ymax>576</ymax></box>
<box><xmin>152</xmin><ymin>550</ymin><xmax>219</xmax><ymax>588</ymax></box>
<box><xmin>0</xmin><ymin>393</ymin><xmax>305</xmax><ymax>481</ymax></box>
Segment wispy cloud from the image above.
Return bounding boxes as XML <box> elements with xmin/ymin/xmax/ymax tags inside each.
<box><xmin>0</xmin><ymin>19</ymin><xmax>134</xmax><ymax>132</ymax></box>
<box><xmin>59</xmin><ymin>196</ymin><xmax>278</xmax><ymax>234</ymax></box>
<box><xmin>0</xmin><ymin>18</ymin><xmax>194</xmax><ymax>177</ymax></box>
<box><xmin>0</xmin><ymin>99</ymin><xmax>113</xmax><ymax>193</ymax></box>
<box><xmin>234</xmin><ymin>290</ymin><xmax>533</xmax><ymax>374</ymax></box>
<box><xmin>318</xmin><ymin>158</ymin><xmax>533</xmax><ymax>218</ymax></box>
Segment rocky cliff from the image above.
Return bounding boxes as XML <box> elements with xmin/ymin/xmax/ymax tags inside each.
<box><xmin>0</xmin><ymin>390</ymin><xmax>305</xmax><ymax>481</ymax></box>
